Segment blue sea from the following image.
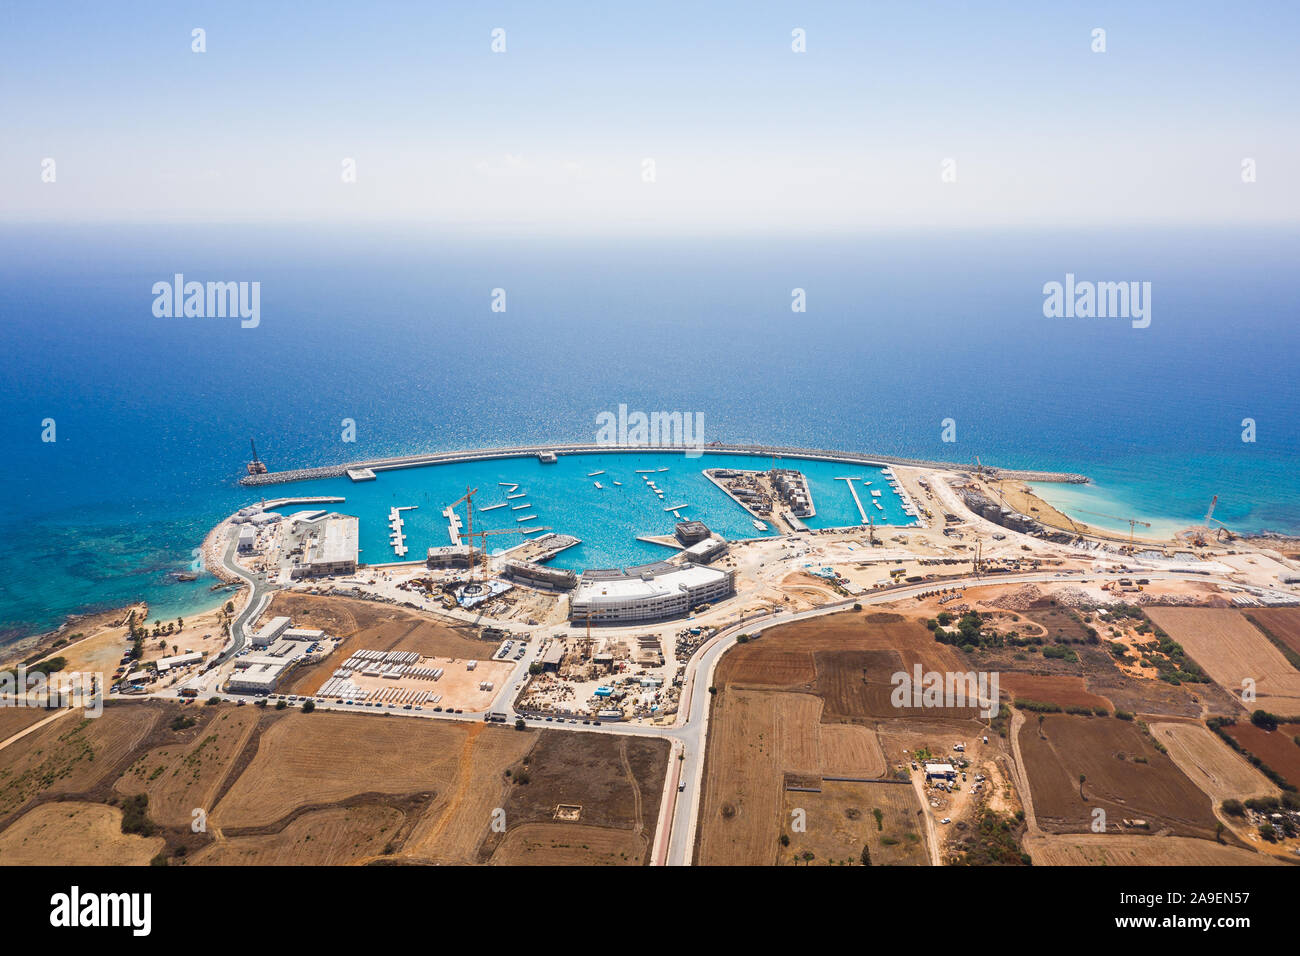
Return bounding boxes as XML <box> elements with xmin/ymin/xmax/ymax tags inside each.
<box><xmin>2</xmin><ymin>224</ymin><xmax>1297</xmax><ymax>642</ymax></box>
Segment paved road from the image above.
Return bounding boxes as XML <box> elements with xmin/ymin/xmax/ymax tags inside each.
<box><xmin>215</xmin><ymin>532</ymin><xmax>272</xmax><ymax>667</ymax></box>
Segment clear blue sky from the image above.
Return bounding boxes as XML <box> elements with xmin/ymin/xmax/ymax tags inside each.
<box><xmin>3</xmin><ymin>0</ymin><xmax>1297</xmax><ymax>232</ymax></box>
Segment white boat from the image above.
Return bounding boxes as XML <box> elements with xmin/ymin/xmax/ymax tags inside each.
<box><xmin>657</xmin><ymin>467</ymin><xmax>669</xmax><ymax>472</ymax></box>
<box><xmin>594</xmin><ymin>481</ymin><xmax>603</xmax><ymax>489</ymax></box>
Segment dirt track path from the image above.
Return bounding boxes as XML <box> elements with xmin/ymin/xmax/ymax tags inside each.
<box><xmin>1008</xmin><ymin>710</ymin><xmax>1040</xmax><ymax>834</ymax></box>
<box><xmin>419</xmin><ymin>723</ymin><xmax>483</xmax><ymax>849</ymax></box>
<box><xmin>0</xmin><ymin>707</ymin><xmax>77</xmax><ymax>753</ymax></box>
<box><xmin>619</xmin><ymin>737</ymin><xmax>644</xmax><ymax>837</ymax></box>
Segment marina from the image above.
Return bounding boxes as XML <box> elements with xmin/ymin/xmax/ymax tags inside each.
<box><xmin>246</xmin><ymin>448</ymin><xmax>976</xmax><ymax>572</ymax></box>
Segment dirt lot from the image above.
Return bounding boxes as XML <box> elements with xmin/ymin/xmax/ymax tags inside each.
<box><xmin>0</xmin><ymin>801</ymin><xmax>164</xmax><ymax>866</ymax></box>
<box><xmin>1019</xmin><ymin>714</ymin><xmax>1219</xmax><ymax>839</ymax></box>
<box><xmin>1025</xmin><ymin>832</ymin><xmax>1284</xmax><ymax>866</ymax></box>
<box><xmin>116</xmin><ymin>706</ymin><xmax>261</xmax><ymax>827</ymax></box>
<box><xmin>193</xmin><ymin>805</ymin><xmax>405</xmax><ymax>865</ymax></box>
<box><xmin>696</xmin><ymin>690</ymin><xmax>831</xmax><ymax>866</ymax></box>
<box><xmin>210</xmin><ymin>712</ymin><xmax>524</xmax><ymax>831</ymax></box>
<box><xmin>479</xmin><ymin>730</ymin><xmax>668</xmax><ymax>865</ymax></box>
<box><xmin>1223</xmin><ymin>721</ymin><xmax>1300</xmax><ymax>790</ymax></box>
<box><xmin>489</xmin><ymin>822</ymin><xmax>646</xmax><ymax>866</ymax></box>
<box><xmin>778</xmin><ymin>780</ymin><xmax>926</xmax><ymax>866</ymax></box>
<box><xmin>1151</xmin><ymin>722</ymin><xmax>1279</xmax><ymax>804</ymax></box>
<box><xmin>1145</xmin><ymin>607</ymin><xmax>1300</xmax><ymax>712</ymax></box>
<box><xmin>271</xmin><ymin>592</ymin><xmax>491</xmax><ymax>695</ymax></box>
<box><xmin>0</xmin><ymin>705</ymin><xmax>160</xmax><ymax>821</ymax></box>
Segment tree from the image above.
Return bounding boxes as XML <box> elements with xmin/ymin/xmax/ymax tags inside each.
<box><xmin>224</xmin><ymin>601</ymin><xmax>235</xmax><ymax>614</ymax></box>
<box><xmin>176</xmin><ymin>617</ymin><xmax>183</xmax><ymax>632</ymax></box>
<box><xmin>860</xmin><ymin>844</ymin><xmax>872</xmax><ymax>866</ymax></box>
<box><xmin>1078</xmin><ymin>773</ymin><xmax>1086</xmax><ymax>799</ymax></box>
<box><xmin>301</xmin><ymin>700</ymin><xmax>315</xmax><ymax>713</ymax></box>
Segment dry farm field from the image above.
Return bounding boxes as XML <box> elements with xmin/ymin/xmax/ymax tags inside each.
<box><xmin>1145</xmin><ymin>607</ymin><xmax>1300</xmax><ymax>711</ymax></box>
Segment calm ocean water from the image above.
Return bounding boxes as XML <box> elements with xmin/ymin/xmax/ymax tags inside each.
<box><xmin>1</xmin><ymin>224</ymin><xmax>1296</xmax><ymax>641</ymax></box>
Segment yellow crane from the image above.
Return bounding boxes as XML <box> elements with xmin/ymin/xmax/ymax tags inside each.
<box><xmin>449</xmin><ymin>485</ymin><xmax>555</xmax><ymax>578</ymax></box>
<box><xmin>1074</xmin><ymin>509</ymin><xmax>1152</xmax><ymax>545</ymax></box>
<box><xmin>459</xmin><ymin>526</ymin><xmax>553</xmax><ymax>578</ymax></box>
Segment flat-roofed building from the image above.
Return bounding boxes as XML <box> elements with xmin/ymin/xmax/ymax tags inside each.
<box><xmin>569</xmin><ymin>563</ymin><xmax>735</xmax><ymax>624</ymax></box>
<box><xmin>237</xmin><ymin>526</ymin><xmax>256</xmax><ymax>552</ymax></box>
<box><xmin>682</xmin><ymin>536</ymin><xmax>728</xmax><ymax>565</ymax></box>
<box><xmin>155</xmin><ymin>651</ymin><xmax>204</xmax><ymax>673</ymax></box>
<box><xmin>290</xmin><ymin>514</ymin><xmax>359</xmax><ymax>578</ymax></box>
<box><xmin>250</xmin><ymin>616</ymin><xmax>291</xmax><ymax>649</ymax></box>
<box><xmin>282</xmin><ymin>627</ymin><xmax>326</xmax><ymax>642</ymax></box>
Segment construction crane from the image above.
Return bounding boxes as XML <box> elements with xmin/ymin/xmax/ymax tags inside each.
<box><xmin>1074</xmin><ymin>509</ymin><xmax>1152</xmax><ymax>545</ymax></box>
<box><xmin>459</xmin><ymin>526</ymin><xmax>552</xmax><ymax>578</ymax></box>
<box><xmin>246</xmin><ymin>438</ymin><xmax>267</xmax><ymax>476</ymax></box>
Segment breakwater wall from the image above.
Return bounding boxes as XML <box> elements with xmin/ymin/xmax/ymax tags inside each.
<box><xmin>239</xmin><ymin>443</ymin><xmax>1089</xmax><ymax>488</ymax></box>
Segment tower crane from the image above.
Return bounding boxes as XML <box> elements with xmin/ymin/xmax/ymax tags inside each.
<box><xmin>458</xmin><ymin>526</ymin><xmax>552</xmax><ymax>578</ymax></box>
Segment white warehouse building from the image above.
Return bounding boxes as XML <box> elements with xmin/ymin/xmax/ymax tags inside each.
<box><xmin>569</xmin><ymin>562</ymin><xmax>734</xmax><ymax>624</ymax></box>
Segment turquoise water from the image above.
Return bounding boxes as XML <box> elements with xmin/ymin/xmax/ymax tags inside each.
<box><xmin>3</xmin><ymin>226</ymin><xmax>1298</xmax><ymax>642</ymax></box>
<box><xmin>263</xmin><ymin>451</ymin><xmax>913</xmax><ymax>570</ymax></box>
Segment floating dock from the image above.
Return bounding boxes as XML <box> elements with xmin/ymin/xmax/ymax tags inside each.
<box><xmin>479</xmin><ymin>502</ymin><xmax>507</xmax><ymax>512</ymax></box>
<box><xmin>516</xmin><ymin>514</ymin><xmax>538</xmax><ymax>523</ymax></box>
<box><xmin>663</xmin><ymin>503</ymin><xmax>689</xmax><ymax>512</ymax></box>
<box><xmin>506</xmin><ymin>492</ymin><xmax>527</xmax><ymax>500</ymax></box>
<box><xmin>388</xmin><ymin>505</ymin><xmax>416</xmax><ymax>557</ymax></box>
<box><xmin>587</xmin><ymin>470</ymin><xmax>605</xmax><ymax>477</ymax></box>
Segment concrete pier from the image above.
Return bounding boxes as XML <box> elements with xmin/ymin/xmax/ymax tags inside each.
<box><xmin>836</xmin><ymin>477</ymin><xmax>869</xmax><ymax>524</ymax></box>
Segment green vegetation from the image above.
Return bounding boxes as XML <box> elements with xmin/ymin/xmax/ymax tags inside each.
<box><xmin>118</xmin><ymin>793</ymin><xmax>156</xmax><ymax>837</ymax></box>
<box><xmin>168</xmin><ymin>715</ymin><xmax>197</xmax><ymax>732</ymax></box>
<box><xmin>1251</xmin><ymin>710</ymin><xmax>1281</xmax><ymax>732</ymax></box>
<box><xmin>952</xmin><ymin>809</ymin><xmax>1030</xmax><ymax>866</ymax></box>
